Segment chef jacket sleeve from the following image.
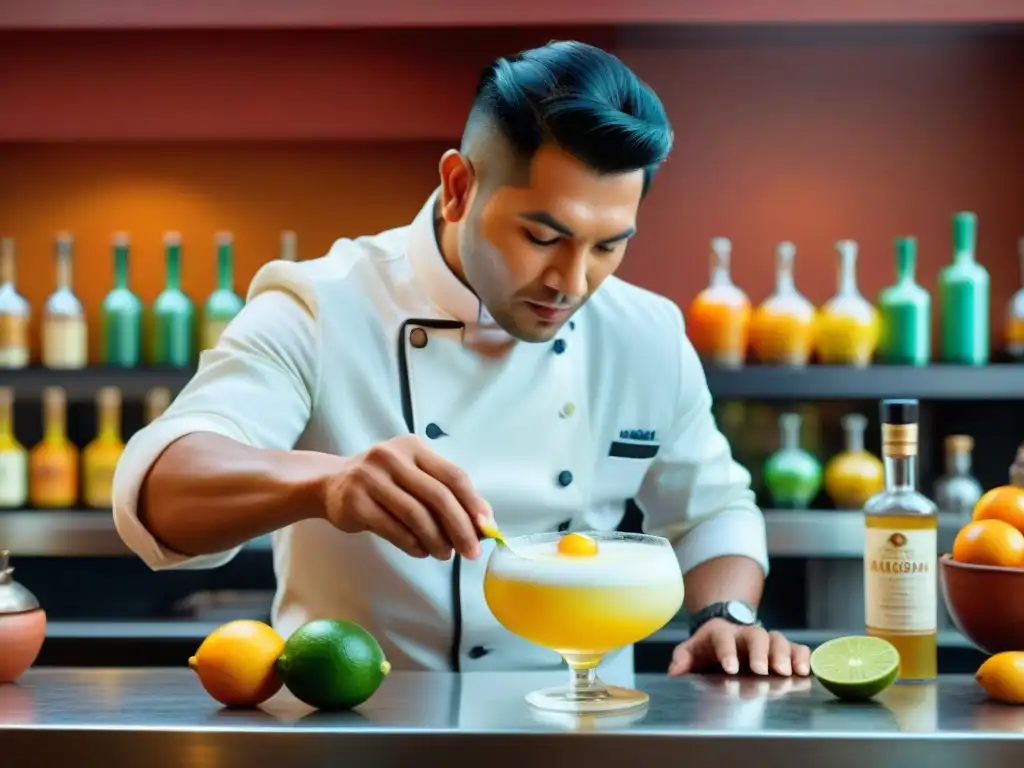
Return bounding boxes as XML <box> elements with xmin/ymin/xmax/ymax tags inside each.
<box><xmin>112</xmin><ymin>262</ymin><xmax>320</xmax><ymax>571</ymax></box>
<box><xmin>635</xmin><ymin>305</ymin><xmax>769</xmax><ymax>577</ymax></box>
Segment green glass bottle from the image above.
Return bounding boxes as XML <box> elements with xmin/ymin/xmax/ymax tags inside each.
<box><xmin>939</xmin><ymin>212</ymin><xmax>990</xmax><ymax>365</ymax></box>
<box><xmin>763</xmin><ymin>412</ymin><xmax>822</xmax><ymax>510</ymax></box>
<box><xmin>877</xmin><ymin>237</ymin><xmax>931</xmax><ymax>366</ymax></box>
<box><xmin>151</xmin><ymin>231</ymin><xmax>194</xmax><ymax>368</ymax></box>
<box><xmin>201</xmin><ymin>231</ymin><xmax>244</xmax><ymax>351</ymax></box>
<box><xmin>100</xmin><ymin>232</ymin><xmax>143</xmax><ymax>368</ymax></box>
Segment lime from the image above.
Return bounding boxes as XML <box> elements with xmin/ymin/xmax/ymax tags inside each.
<box><xmin>276</xmin><ymin>619</ymin><xmax>391</xmax><ymax>710</ymax></box>
<box><xmin>810</xmin><ymin>635</ymin><xmax>900</xmax><ymax>702</ymax></box>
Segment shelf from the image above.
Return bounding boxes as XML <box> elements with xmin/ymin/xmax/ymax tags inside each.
<box><xmin>3</xmin><ymin>0</ymin><xmax>1024</xmax><ymax>29</ymax></box>
<box><xmin>765</xmin><ymin>510</ymin><xmax>960</xmax><ymax>558</ymax></box>
<box><xmin>4</xmin><ymin>367</ymin><xmax>195</xmax><ymax>401</ymax></box>
<box><xmin>705</xmin><ymin>364</ymin><xmax>1024</xmax><ymax>401</ymax></box>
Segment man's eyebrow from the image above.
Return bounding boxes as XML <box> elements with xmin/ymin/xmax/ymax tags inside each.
<box><xmin>519</xmin><ymin>211</ymin><xmax>636</xmax><ymax>244</ymax></box>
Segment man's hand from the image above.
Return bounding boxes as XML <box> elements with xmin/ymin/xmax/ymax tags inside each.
<box><xmin>321</xmin><ymin>435</ymin><xmax>491</xmax><ymax>561</ymax></box>
<box><xmin>669</xmin><ymin>619</ymin><xmax>810</xmax><ymax>677</ymax></box>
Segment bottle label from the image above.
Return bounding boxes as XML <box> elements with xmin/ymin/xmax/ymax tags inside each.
<box><xmin>30</xmin><ymin>455</ymin><xmax>78</xmax><ymax>507</ymax></box>
<box><xmin>0</xmin><ymin>450</ymin><xmax>28</xmax><ymax>507</ymax></box>
<box><xmin>865</xmin><ymin>527</ymin><xmax>937</xmax><ymax>633</ymax></box>
<box><xmin>43</xmin><ymin>316</ymin><xmax>88</xmax><ymax>369</ymax></box>
<box><xmin>0</xmin><ymin>315</ymin><xmax>29</xmax><ymax>367</ymax></box>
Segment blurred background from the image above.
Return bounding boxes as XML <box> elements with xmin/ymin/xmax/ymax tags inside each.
<box><xmin>1</xmin><ymin>1</ymin><xmax>1022</xmax><ymax>673</ymax></box>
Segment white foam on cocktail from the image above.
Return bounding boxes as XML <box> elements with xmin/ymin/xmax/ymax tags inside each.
<box><xmin>488</xmin><ymin>538</ymin><xmax>682</xmax><ymax>588</ymax></box>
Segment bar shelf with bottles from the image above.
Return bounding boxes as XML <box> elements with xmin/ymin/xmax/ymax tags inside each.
<box><xmin>688</xmin><ymin>211</ymin><xmax>1024</xmax><ymax>401</ymax></box>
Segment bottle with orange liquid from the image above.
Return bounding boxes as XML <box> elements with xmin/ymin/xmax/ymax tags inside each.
<box><xmin>749</xmin><ymin>241</ymin><xmax>816</xmax><ymax>366</ymax></box>
<box><xmin>29</xmin><ymin>386</ymin><xmax>79</xmax><ymax>508</ymax></box>
<box><xmin>824</xmin><ymin>413</ymin><xmax>884</xmax><ymax>510</ymax></box>
<box><xmin>1006</xmin><ymin>237</ymin><xmax>1024</xmax><ymax>361</ymax></box>
<box><xmin>816</xmin><ymin>240</ymin><xmax>880</xmax><ymax>367</ymax></box>
<box><xmin>685</xmin><ymin>237</ymin><xmax>750</xmax><ymax>368</ymax></box>
<box><xmin>82</xmin><ymin>387</ymin><xmax>125</xmax><ymax>509</ymax></box>
<box><xmin>0</xmin><ymin>386</ymin><xmax>28</xmax><ymax>508</ymax></box>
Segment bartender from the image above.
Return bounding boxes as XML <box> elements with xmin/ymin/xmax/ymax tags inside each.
<box><xmin>113</xmin><ymin>40</ymin><xmax>810</xmax><ymax>680</ymax></box>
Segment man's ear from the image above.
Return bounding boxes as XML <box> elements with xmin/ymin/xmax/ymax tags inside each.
<box><xmin>438</xmin><ymin>150</ymin><xmax>476</xmax><ymax>223</ymax></box>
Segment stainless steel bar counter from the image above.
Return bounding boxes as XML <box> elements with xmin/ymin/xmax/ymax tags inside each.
<box><xmin>2</xmin><ymin>669</ymin><xmax>1023</xmax><ymax>767</ymax></box>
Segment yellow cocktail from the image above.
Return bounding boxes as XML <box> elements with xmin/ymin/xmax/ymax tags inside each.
<box><xmin>484</xmin><ymin>531</ymin><xmax>684</xmax><ymax>713</ymax></box>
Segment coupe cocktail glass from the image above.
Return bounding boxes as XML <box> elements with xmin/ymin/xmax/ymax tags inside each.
<box><xmin>484</xmin><ymin>531</ymin><xmax>684</xmax><ymax>713</ymax></box>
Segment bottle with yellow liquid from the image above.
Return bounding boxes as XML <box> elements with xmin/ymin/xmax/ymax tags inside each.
<box><xmin>0</xmin><ymin>238</ymin><xmax>31</xmax><ymax>370</ymax></box>
<box><xmin>82</xmin><ymin>387</ymin><xmax>124</xmax><ymax>509</ymax></box>
<box><xmin>144</xmin><ymin>387</ymin><xmax>173</xmax><ymax>424</ymax></box>
<box><xmin>824</xmin><ymin>413</ymin><xmax>883</xmax><ymax>510</ymax></box>
<box><xmin>29</xmin><ymin>386</ymin><xmax>79</xmax><ymax>508</ymax></box>
<box><xmin>864</xmin><ymin>398</ymin><xmax>937</xmax><ymax>682</ymax></box>
<box><xmin>1006</xmin><ymin>237</ymin><xmax>1024</xmax><ymax>361</ymax></box>
<box><xmin>816</xmin><ymin>240</ymin><xmax>880</xmax><ymax>367</ymax></box>
<box><xmin>201</xmin><ymin>232</ymin><xmax>244</xmax><ymax>351</ymax></box>
<box><xmin>0</xmin><ymin>386</ymin><xmax>28</xmax><ymax>508</ymax></box>
<box><xmin>685</xmin><ymin>237</ymin><xmax>750</xmax><ymax>368</ymax></box>
<box><xmin>42</xmin><ymin>232</ymin><xmax>88</xmax><ymax>370</ymax></box>
<box><xmin>749</xmin><ymin>241</ymin><xmax>816</xmax><ymax>366</ymax></box>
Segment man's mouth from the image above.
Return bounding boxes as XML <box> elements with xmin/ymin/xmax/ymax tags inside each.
<box><xmin>524</xmin><ymin>301</ymin><xmax>573</xmax><ymax>323</ymax></box>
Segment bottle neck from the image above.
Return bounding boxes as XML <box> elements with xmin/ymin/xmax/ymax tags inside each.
<box><xmin>55</xmin><ymin>244</ymin><xmax>73</xmax><ymax>291</ymax></box>
<box><xmin>845</xmin><ymin>424</ymin><xmax>865</xmax><ymax>453</ymax></box>
<box><xmin>43</xmin><ymin>397</ymin><xmax>66</xmax><ymax>442</ymax></box>
<box><xmin>836</xmin><ymin>242</ymin><xmax>859</xmax><ymax>296</ymax></box>
<box><xmin>217</xmin><ymin>243</ymin><xmax>234</xmax><ymax>291</ymax></box>
<box><xmin>113</xmin><ymin>243</ymin><xmax>129</xmax><ymax>289</ymax></box>
<box><xmin>0</xmin><ymin>397</ymin><xmax>12</xmax><ymax>438</ymax></box>
<box><xmin>0</xmin><ymin>239</ymin><xmax>15</xmax><ymax>287</ymax></box>
<box><xmin>165</xmin><ymin>244</ymin><xmax>182</xmax><ymax>290</ymax></box>
<box><xmin>779</xmin><ymin>415</ymin><xmax>801</xmax><ymax>451</ymax></box>
<box><xmin>952</xmin><ymin>212</ymin><xmax>977</xmax><ymax>263</ymax></box>
<box><xmin>946</xmin><ymin>450</ymin><xmax>971</xmax><ymax>476</ymax></box>
<box><xmin>884</xmin><ymin>454</ymin><xmax>917</xmax><ymax>491</ymax></box>
<box><xmin>97</xmin><ymin>402</ymin><xmax>121</xmax><ymax>440</ymax></box>
<box><xmin>895</xmin><ymin>239</ymin><xmax>917</xmax><ymax>285</ymax></box>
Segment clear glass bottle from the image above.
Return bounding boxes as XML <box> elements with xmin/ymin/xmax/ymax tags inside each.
<box><xmin>685</xmin><ymin>237</ymin><xmax>750</xmax><ymax>369</ymax></box>
<box><xmin>151</xmin><ymin>231</ymin><xmax>195</xmax><ymax>368</ymax></box>
<box><xmin>82</xmin><ymin>387</ymin><xmax>124</xmax><ymax>509</ymax></box>
<box><xmin>763</xmin><ymin>412</ymin><xmax>822</xmax><ymax>509</ymax></box>
<box><xmin>1006</xmin><ymin>237</ymin><xmax>1024</xmax><ymax>361</ymax></box>
<box><xmin>42</xmin><ymin>232</ymin><xmax>88</xmax><ymax>370</ymax></box>
<box><xmin>933</xmin><ymin>435</ymin><xmax>983</xmax><ymax>523</ymax></box>
<box><xmin>824</xmin><ymin>413</ymin><xmax>884</xmax><ymax>510</ymax></box>
<box><xmin>279</xmin><ymin>230</ymin><xmax>298</xmax><ymax>261</ymax></box>
<box><xmin>0</xmin><ymin>386</ymin><xmax>28</xmax><ymax>508</ymax></box>
<box><xmin>877</xmin><ymin>237</ymin><xmax>931</xmax><ymax>366</ymax></box>
<box><xmin>201</xmin><ymin>231</ymin><xmax>244</xmax><ymax>351</ymax></box>
<box><xmin>864</xmin><ymin>399</ymin><xmax>937</xmax><ymax>682</ymax></box>
<box><xmin>749</xmin><ymin>241</ymin><xmax>816</xmax><ymax>366</ymax></box>
<box><xmin>816</xmin><ymin>239</ymin><xmax>880</xmax><ymax>367</ymax></box>
<box><xmin>0</xmin><ymin>238</ymin><xmax>30</xmax><ymax>370</ymax></box>
<box><xmin>29</xmin><ymin>386</ymin><xmax>79</xmax><ymax>508</ymax></box>
<box><xmin>144</xmin><ymin>387</ymin><xmax>173</xmax><ymax>425</ymax></box>
<box><xmin>101</xmin><ymin>232</ymin><xmax>144</xmax><ymax>368</ymax></box>
<box><xmin>938</xmin><ymin>211</ymin><xmax>989</xmax><ymax>365</ymax></box>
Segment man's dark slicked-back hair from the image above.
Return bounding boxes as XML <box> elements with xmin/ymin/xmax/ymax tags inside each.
<box><xmin>465</xmin><ymin>40</ymin><xmax>673</xmax><ymax>196</ymax></box>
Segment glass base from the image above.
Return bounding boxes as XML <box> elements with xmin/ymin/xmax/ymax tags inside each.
<box><xmin>526</xmin><ymin>683</ymin><xmax>649</xmax><ymax>714</ymax></box>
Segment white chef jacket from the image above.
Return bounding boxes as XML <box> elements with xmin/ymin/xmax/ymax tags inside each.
<box><xmin>112</xmin><ymin>190</ymin><xmax>768</xmax><ymax>676</ymax></box>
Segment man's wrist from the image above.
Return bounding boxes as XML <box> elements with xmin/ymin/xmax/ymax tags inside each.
<box><xmin>687</xmin><ymin>600</ymin><xmax>761</xmax><ymax>634</ymax></box>
<box><xmin>272</xmin><ymin>449</ymin><xmax>349</xmax><ymax>524</ymax></box>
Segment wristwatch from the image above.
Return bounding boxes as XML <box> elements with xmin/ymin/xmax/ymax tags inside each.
<box><xmin>687</xmin><ymin>600</ymin><xmax>760</xmax><ymax>634</ymax></box>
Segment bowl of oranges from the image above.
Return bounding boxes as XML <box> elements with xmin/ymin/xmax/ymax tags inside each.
<box><xmin>941</xmin><ymin>484</ymin><xmax>1024</xmax><ymax>655</ymax></box>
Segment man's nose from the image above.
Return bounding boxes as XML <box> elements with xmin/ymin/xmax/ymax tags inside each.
<box><xmin>544</xmin><ymin>251</ymin><xmax>587</xmax><ymax>299</ymax></box>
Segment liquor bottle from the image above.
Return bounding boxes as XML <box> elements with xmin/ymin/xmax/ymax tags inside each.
<box><xmin>938</xmin><ymin>211</ymin><xmax>989</xmax><ymax>365</ymax></box>
<box><xmin>864</xmin><ymin>399</ymin><xmax>937</xmax><ymax>682</ymax></box>
<box><xmin>763</xmin><ymin>412</ymin><xmax>822</xmax><ymax>509</ymax></box>
<box><xmin>201</xmin><ymin>231</ymin><xmax>244</xmax><ymax>351</ymax></box>
<box><xmin>816</xmin><ymin>240</ymin><xmax>880</xmax><ymax>367</ymax></box>
<box><xmin>932</xmin><ymin>435</ymin><xmax>982</xmax><ymax>523</ymax></box>
<box><xmin>82</xmin><ymin>387</ymin><xmax>124</xmax><ymax>508</ymax></box>
<box><xmin>1006</xmin><ymin>237</ymin><xmax>1024</xmax><ymax>361</ymax></box>
<box><xmin>824</xmin><ymin>413</ymin><xmax>884</xmax><ymax>510</ymax></box>
<box><xmin>42</xmin><ymin>232</ymin><xmax>88</xmax><ymax>370</ymax></box>
<box><xmin>151</xmin><ymin>232</ymin><xmax>194</xmax><ymax>368</ymax></box>
<box><xmin>1009</xmin><ymin>443</ymin><xmax>1024</xmax><ymax>488</ymax></box>
<box><xmin>685</xmin><ymin>237</ymin><xmax>750</xmax><ymax>369</ymax></box>
<box><xmin>144</xmin><ymin>387</ymin><xmax>173</xmax><ymax>425</ymax></box>
<box><xmin>29</xmin><ymin>386</ymin><xmax>79</xmax><ymax>508</ymax></box>
<box><xmin>0</xmin><ymin>237</ymin><xmax>30</xmax><ymax>369</ymax></box>
<box><xmin>100</xmin><ymin>232</ymin><xmax>143</xmax><ymax>368</ymax></box>
<box><xmin>0</xmin><ymin>386</ymin><xmax>28</xmax><ymax>508</ymax></box>
<box><xmin>749</xmin><ymin>241</ymin><xmax>816</xmax><ymax>366</ymax></box>
<box><xmin>279</xmin><ymin>230</ymin><xmax>299</xmax><ymax>261</ymax></box>
<box><xmin>877</xmin><ymin>237</ymin><xmax>930</xmax><ymax>366</ymax></box>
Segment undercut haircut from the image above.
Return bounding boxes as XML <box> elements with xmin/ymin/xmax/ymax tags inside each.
<box><xmin>464</xmin><ymin>40</ymin><xmax>673</xmax><ymax>196</ymax></box>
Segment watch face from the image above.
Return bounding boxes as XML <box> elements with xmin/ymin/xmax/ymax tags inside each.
<box><xmin>726</xmin><ymin>601</ymin><xmax>757</xmax><ymax>625</ymax></box>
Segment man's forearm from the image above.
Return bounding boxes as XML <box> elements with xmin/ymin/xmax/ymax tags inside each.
<box><xmin>136</xmin><ymin>432</ymin><xmax>342</xmax><ymax>557</ymax></box>
<box><xmin>683</xmin><ymin>555</ymin><xmax>765</xmax><ymax>612</ymax></box>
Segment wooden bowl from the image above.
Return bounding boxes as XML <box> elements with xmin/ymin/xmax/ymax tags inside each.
<box><xmin>939</xmin><ymin>554</ymin><xmax>1024</xmax><ymax>655</ymax></box>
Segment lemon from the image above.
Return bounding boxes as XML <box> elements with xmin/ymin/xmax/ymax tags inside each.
<box><xmin>976</xmin><ymin>652</ymin><xmax>1024</xmax><ymax>704</ymax></box>
<box><xmin>188</xmin><ymin>619</ymin><xmax>285</xmax><ymax>708</ymax></box>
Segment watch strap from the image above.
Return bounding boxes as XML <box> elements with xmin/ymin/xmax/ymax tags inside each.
<box><xmin>687</xmin><ymin>600</ymin><xmax>760</xmax><ymax>634</ymax></box>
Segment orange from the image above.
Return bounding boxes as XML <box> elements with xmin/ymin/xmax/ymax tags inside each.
<box><xmin>976</xmin><ymin>652</ymin><xmax>1024</xmax><ymax>704</ymax></box>
<box><xmin>973</xmin><ymin>485</ymin><xmax>1024</xmax><ymax>536</ymax></box>
<box><xmin>188</xmin><ymin>620</ymin><xmax>285</xmax><ymax>708</ymax></box>
<box><xmin>952</xmin><ymin>519</ymin><xmax>1024</xmax><ymax>568</ymax></box>
<box><xmin>557</xmin><ymin>532</ymin><xmax>598</xmax><ymax>557</ymax></box>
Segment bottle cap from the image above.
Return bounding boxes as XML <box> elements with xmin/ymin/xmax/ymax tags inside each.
<box><xmin>945</xmin><ymin>435</ymin><xmax>973</xmax><ymax>453</ymax></box>
<box><xmin>881</xmin><ymin>399</ymin><xmax>918</xmax><ymax>425</ymax></box>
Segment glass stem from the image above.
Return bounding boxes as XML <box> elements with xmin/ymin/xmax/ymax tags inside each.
<box><xmin>567</xmin><ymin>662</ymin><xmax>606</xmax><ymax>700</ymax></box>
